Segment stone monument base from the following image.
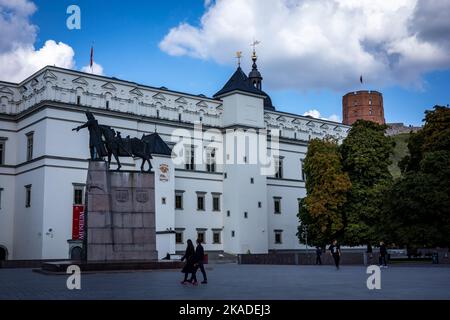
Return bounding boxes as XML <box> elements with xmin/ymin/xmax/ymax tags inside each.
<box><xmin>86</xmin><ymin>161</ymin><xmax>158</xmax><ymax>261</ymax></box>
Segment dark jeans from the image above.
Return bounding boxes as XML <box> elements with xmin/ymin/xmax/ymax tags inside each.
<box><xmin>316</xmin><ymin>255</ymin><xmax>322</xmax><ymax>265</ymax></box>
<box><xmin>195</xmin><ymin>262</ymin><xmax>207</xmax><ymax>281</ymax></box>
<box><xmin>379</xmin><ymin>255</ymin><xmax>387</xmax><ymax>266</ymax></box>
<box><xmin>332</xmin><ymin>254</ymin><xmax>340</xmax><ymax>268</ymax></box>
<box><xmin>185</xmin><ymin>272</ymin><xmax>197</xmax><ymax>282</ymax></box>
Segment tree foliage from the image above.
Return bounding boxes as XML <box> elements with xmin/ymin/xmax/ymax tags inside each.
<box><xmin>339</xmin><ymin>120</ymin><xmax>395</xmax><ymax>246</ymax></box>
<box><xmin>297</xmin><ymin>138</ymin><xmax>351</xmax><ymax>246</ymax></box>
<box><xmin>384</xmin><ymin>106</ymin><xmax>450</xmax><ymax>248</ymax></box>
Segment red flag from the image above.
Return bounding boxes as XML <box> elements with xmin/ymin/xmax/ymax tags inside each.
<box><xmin>90</xmin><ymin>46</ymin><xmax>94</xmax><ymax>68</ymax></box>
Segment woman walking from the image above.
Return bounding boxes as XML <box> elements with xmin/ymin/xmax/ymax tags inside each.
<box><xmin>180</xmin><ymin>239</ymin><xmax>198</xmax><ymax>285</ymax></box>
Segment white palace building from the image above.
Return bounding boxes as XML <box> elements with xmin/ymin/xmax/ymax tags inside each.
<box><xmin>0</xmin><ymin>54</ymin><xmax>350</xmax><ymax>261</ymax></box>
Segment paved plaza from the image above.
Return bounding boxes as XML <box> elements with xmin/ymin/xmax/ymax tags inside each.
<box><xmin>0</xmin><ymin>264</ymin><xmax>449</xmax><ymax>300</ymax></box>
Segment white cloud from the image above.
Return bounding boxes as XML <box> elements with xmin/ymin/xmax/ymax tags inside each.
<box><xmin>81</xmin><ymin>62</ymin><xmax>104</xmax><ymax>76</ymax></box>
<box><xmin>159</xmin><ymin>0</ymin><xmax>450</xmax><ymax>91</ymax></box>
<box><xmin>0</xmin><ymin>0</ymin><xmax>104</xmax><ymax>83</ymax></box>
<box><xmin>0</xmin><ymin>40</ymin><xmax>75</xmax><ymax>83</ymax></box>
<box><xmin>304</xmin><ymin>109</ymin><xmax>340</xmax><ymax>122</ymax></box>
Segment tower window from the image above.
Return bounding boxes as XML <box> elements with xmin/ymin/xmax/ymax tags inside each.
<box><xmin>212</xmin><ymin>194</ymin><xmax>221</xmax><ymax>211</ymax></box>
<box><xmin>175</xmin><ymin>191</ymin><xmax>184</xmax><ymax>210</ymax></box>
<box><xmin>244</xmin><ymin>212</ymin><xmax>248</xmax><ymax>219</ymax></box>
<box><xmin>231</xmin><ymin>230</ymin><xmax>235</xmax><ymax>238</ymax></box>
<box><xmin>227</xmin><ymin>210</ymin><xmax>230</xmax><ymax>217</ymax></box>
<box><xmin>213</xmin><ymin>231</ymin><xmax>221</xmax><ymax>244</ymax></box>
<box><xmin>274</xmin><ymin>197</ymin><xmax>282</xmax><ymax>214</ymax></box>
<box><xmin>274</xmin><ymin>230</ymin><xmax>283</xmax><ymax>244</ymax></box>
<box><xmin>77</xmin><ymin>96</ymin><xmax>81</xmax><ymax>105</ymax></box>
<box><xmin>197</xmin><ymin>231</ymin><xmax>205</xmax><ymax>244</ymax></box>
<box><xmin>175</xmin><ymin>230</ymin><xmax>184</xmax><ymax>244</ymax></box>
<box><xmin>0</xmin><ymin>139</ymin><xmax>5</xmax><ymax>165</ymax></box>
<box><xmin>26</xmin><ymin>132</ymin><xmax>34</xmax><ymax>162</ymax></box>
<box><xmin>196</xmin><ymin>192</ymin><xmax>206</xmax><ymax>211</ymax></box>
<box><xmin>25</xmin><ymin>185</ymin><xmax>32</xmax><ymax>207</ymax></box>
<box><xmin>73</xmin><ymin>185</ymin><xmax>84</xmax><ymax>205</ymax></box>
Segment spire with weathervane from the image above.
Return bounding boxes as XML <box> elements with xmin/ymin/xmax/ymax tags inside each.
<box><xmin>248</xmin><ymin>40</ymin><xmax>263</xmax><ymax>90</ymax></box>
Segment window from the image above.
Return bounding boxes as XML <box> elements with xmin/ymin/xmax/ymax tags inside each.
<box><xmin>224</xmin><ymin>173</ymin><xmax>227</xmax><ymax>179</ymax></box>
<box><xmin>206</xmin><ymin>149</ymin><xmax>216</xmax><ymax>173</ymax></box>
<box><xmin>25</xmin><ymin>185</ymin><xmax>31</xmax><ymax>207</ymax></box>
<box><xmin>274</xmin><ymin>230</ymin><xmax>283</xmax><ymax>244</ymax></box>
<box><xmin>258</xmin><ymin>201</ymin><xmax>262</xmax><ymax>208</ymax></box>
<box><xmin>161</xmin><ymin>197</ymin><xmax>166</xmax><ymax>205</ymax></box>
<box><xmin>250</xmin><ymin>178</ymin><xmax>254</xmax><ymax>184</ymax></box>
<box><xmin>227</xmin><ymin>210</ymin><xmax>230</xmax><ymax>217</ymax></box>
<box><xmin>175</xmin><ymin>230</ymin><xmax>184</xmax><ymax>244</ymax></box>
<box><xmin>196</xmin><ymin>192</ymin><xmax>205</xmax><ymax>211</ymax></box>
<box><xmin>274</xmin><ymin>197</ymin><xmax>281</xmax><ymax>214</ymax></box>
<box><xmin>0</xmin><ymin>138</ymin><xmax>5</xmax><ymax>165</ymax></box>
<box><xmin>26</xmin><ymin>132</ymin><xmax>34</xmax><ymax>161</ymax></box>
<box><xmin>0</xmin><ymin>188</ymin><xmax>3</xmax><ymax>209</ymax></box>
<box><xmin>73</xmin><ymin>185</ymin><xmax>84</xmax><ymax>205</ymax></box>
<box><xmin>178</xmin><ymin>113</ymin><xmax>182</xmax><ymax>122</ymax></box>
<box><xmin>212</xmin><ymin>194</ymin><xmax>221</xmax><ymax>212</ymax></box>
<box><xmin>175</xmin><ymin>191</ymin><xmax>184</xmax><ymax>210</ymax></box>
<box><xmin>243</xmin><ymin>156</ymin><xmax>247</xmax><ymax>163</ymax></box>
<box><xmin>244</xmin><ymin>212</ymin><xmax>248</xmax><ymax>219</ymax></box>
<box><xmin>275</xmin><ymin>158</ymin><xmax>283</xmax><ymax>179</ymax></box>
<box><xmin>213</xmin><ymin>231</ymin><xmax>221</xmax><ymax>244</ymax></box>
<box><xmin>77</xmin><ymin>96</ymin><xmax>81</xmax><ymax>105</ymax></box>
<box><xmin>157</xmin><ymin>110</ymin><xmax>160</xmax><ymax>118</ymax></box>
<box><xmin>231</xmin><ymin>230</ymin><xmax>235</xmax><ymax>237</ymax></box>
<box><xmin>300</xmin><ymin>159</ymin><xmax>306</xmax><ymax>181</ymax></box>
<box><xmin>185</xmin><ymin>145</ymin><xmax>195</xmax><ymax>170</ymax></box>
<box><xmin>197</xmin><ymin>230</ymin><xmax>205</xmax><ymax>244</ymax></box>
<box><xmin>297</xmin><ymin>198</ymin><xmax>302</xmax><ymax>212</ymax></box>
<box><xmin>106</xmin><ymin>100</ymin><xmax>110</xmax><ymax>109</ymax></box>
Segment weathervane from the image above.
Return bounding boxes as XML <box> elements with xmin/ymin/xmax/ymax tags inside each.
<box><xmin>251</xmin><ymin>39</ymin><xmax>261</xmax><ymax>57</ymax></box>
<box><xmin>236</xmin><ymin>51</ymin><xmax>243</xmax><ymax>66</ymax></box>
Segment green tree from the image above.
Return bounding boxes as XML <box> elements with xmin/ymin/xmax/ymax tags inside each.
<box><xmin>297</xmin><ymin>138</ymin><xmax>351</xmax><ymax>246</ymax></box>
<box><xmin>340</xmin><ymin>120</ymin><xmax>394</xmax><ymax>246</ymax></box>
<box><xmin>385</xmin><ymin>106</ymin><xmax>450</xmax><ymax>248</ymax></box>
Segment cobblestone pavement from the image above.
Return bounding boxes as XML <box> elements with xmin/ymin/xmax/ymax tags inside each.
<box><xmin>0</xmin><ymin>264</ymin><xmax>449</xmax><ymax>300</ymax></box>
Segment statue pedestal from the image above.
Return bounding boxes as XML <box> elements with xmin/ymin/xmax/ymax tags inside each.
<box><xmin>86</xmin><ymin>161</ymin><xmax>158</xmax><ymax>261</ymax></box>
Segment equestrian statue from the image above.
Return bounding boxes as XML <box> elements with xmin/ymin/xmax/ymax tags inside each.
<box><xmin>73</xmin><ymin>111</ymin><xmax>171</xmax><ymax>172</ymax></box>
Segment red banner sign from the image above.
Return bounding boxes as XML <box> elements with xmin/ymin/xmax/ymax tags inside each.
<box><xmin>72</xmin><ymin>205</ymin><xmax>85</xmax><ymax>240</ymax></box>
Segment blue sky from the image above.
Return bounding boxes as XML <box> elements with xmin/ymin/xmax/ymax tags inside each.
<box><xmin>4</xmin><ymin>0</ymin><xmax>450</xmax><ymax>126</ymax></box>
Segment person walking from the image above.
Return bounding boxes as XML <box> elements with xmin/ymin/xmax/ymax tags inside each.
<box><xmin>180</xmin><ymin>239</ymin><xmax>197</xmax><ymax>285</ymax></box>
<box><xmin>329</xmin><ymin>240</ymin><xmax>341</xmax><ymax>270</ymax></box>
<box><xmin>315</xmin><ymin>246</ymin><xmax>322</xmax><ymax>265</ymax></box>
<box><xmin>379</xmin><ymin>241</ymin><xmax>388</xmax><ymax>268</ymax></box>
<box><xmin>193</xmin><ymin>238</ymin><xmax>208</xmax><ymax>284</ymax></box>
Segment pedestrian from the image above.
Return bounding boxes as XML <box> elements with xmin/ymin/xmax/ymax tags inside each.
<box><xmin>379</xmin><ymin>241</ymin><xmax>388</xmax><ymax>268</ymax></box>
<box><xmin>180</xmin><ymin>239</ymin><xmax>197</xmax><ymax>285</ymax></box>
<box><xmin>193</xmin><ymin>238</ymin><xmax>208</xmax><ymax>284</ymax></box>
<box><xmin>315</xmin><ymin>246</ymin><xmax>322</xmax><ymax>265</ymax></box>
<box><xmin>328</xmin><ymin>239</ymin><xmax>341</xmax><ymax>270</ymax></box>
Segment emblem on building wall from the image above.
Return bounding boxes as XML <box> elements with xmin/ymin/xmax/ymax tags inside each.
<box><xmin>115</xmin><ymin>189</ymin><xmax>129</xmax><ymax>202</ymax></box>
<box><xmin>159</xmin><ymin>163</ymin><xmax>170</xmax><ymax>182</ymax></box>
<box><xmin>136</xmin><ymin>190</ymin><xmax>149</xmax><ymax>203</ymax></box>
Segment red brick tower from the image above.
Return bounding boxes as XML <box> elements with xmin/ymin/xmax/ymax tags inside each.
<box><xmin>342</xmin><ymin>90</ymin><xmax>385</xmax><ymax>125</ymax></box>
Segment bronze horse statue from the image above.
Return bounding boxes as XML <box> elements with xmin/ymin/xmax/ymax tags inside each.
<box><xmin>74</xmin><ymin>111</ymin><xmax>172</xmax><ymax>172</ymax></box>
<box><xmin>99</xmin><ymin>126</ymin><xmax>153</xmax><ymax>172</ymax></box>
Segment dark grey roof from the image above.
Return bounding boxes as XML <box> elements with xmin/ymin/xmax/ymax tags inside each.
<box><xmin>213</xmin><ymin>67</ymin><xmax>264</xmax><ymax>97</ymax></box>
<box><xmin>142</xmin><ymin>133</ymin><xmax>172</xmax><ymax>156</ymax></box>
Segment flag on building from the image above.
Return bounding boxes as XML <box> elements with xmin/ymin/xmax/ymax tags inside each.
<box><xmin>90</xmin><ymin>46</ymin><xmax>94</xmax><ymax>69</ymax></box>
